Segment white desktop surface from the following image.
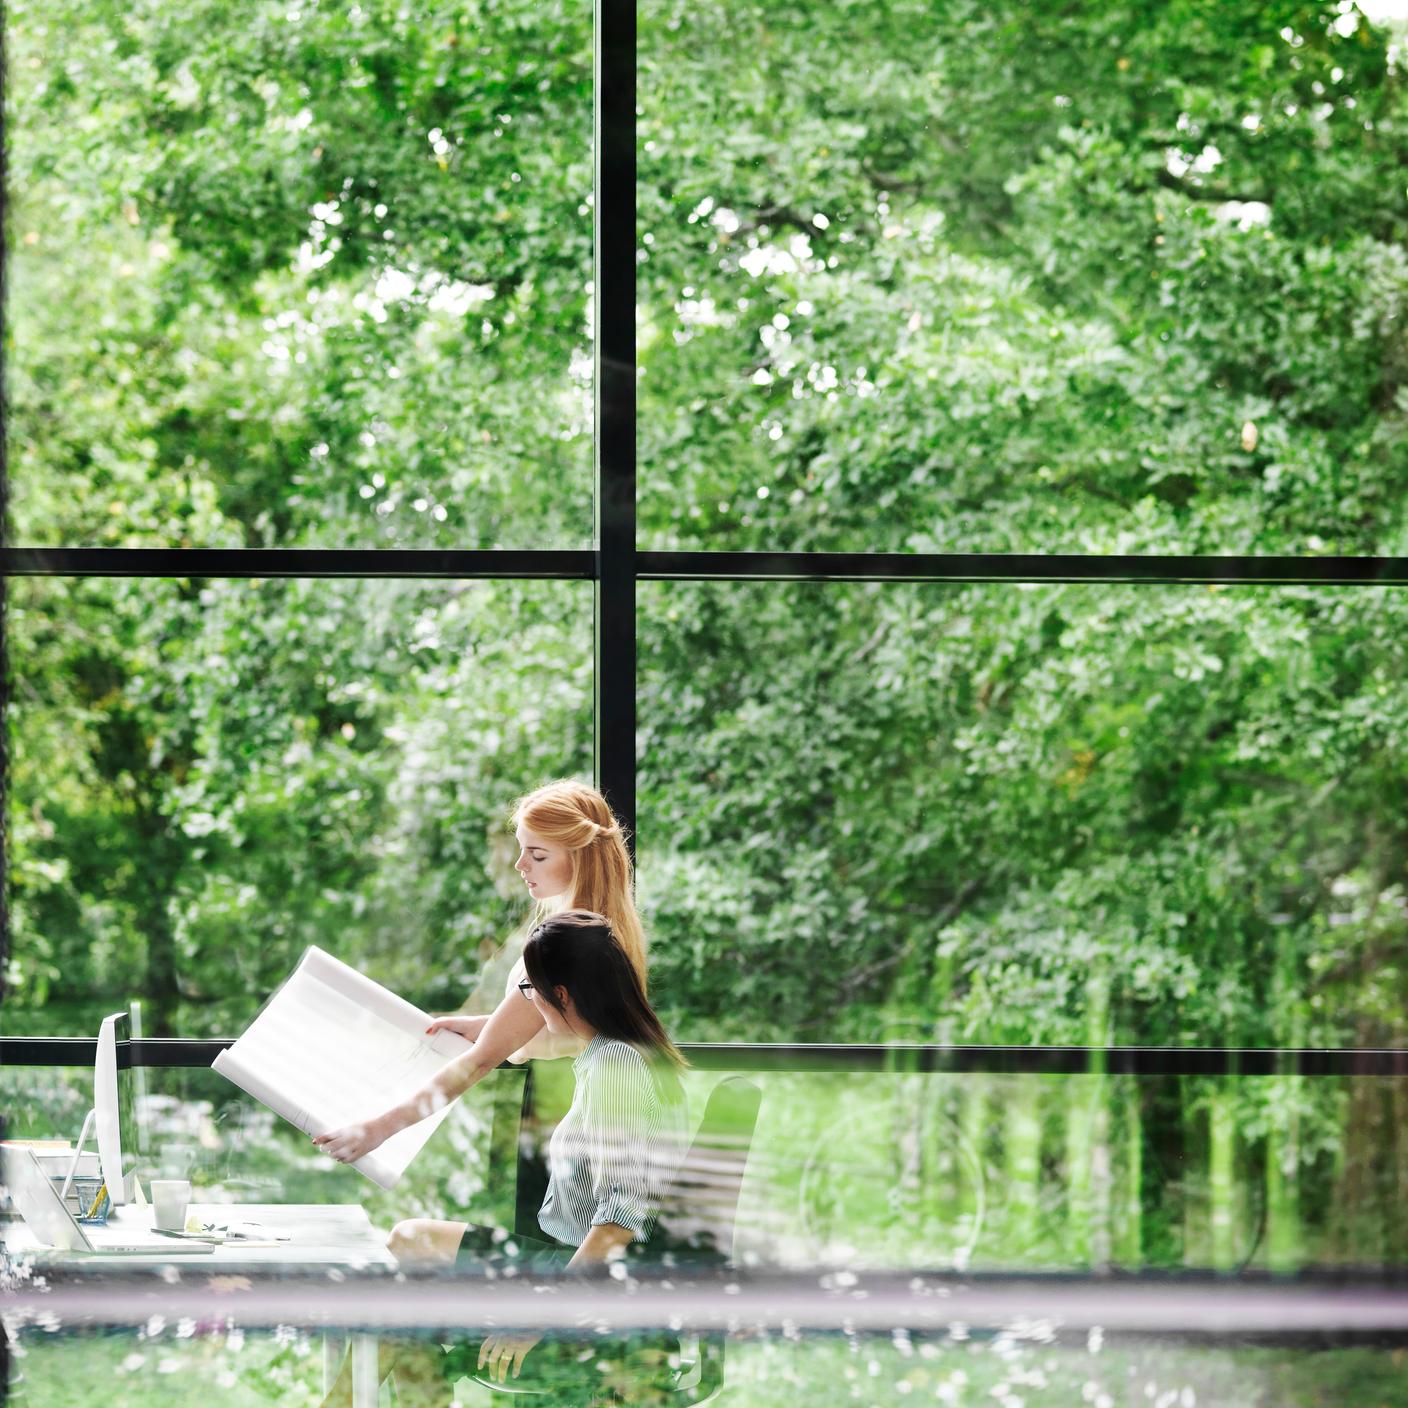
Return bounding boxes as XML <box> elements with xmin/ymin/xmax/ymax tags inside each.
<box><xmin>5</xmin><ymin>1202</ymin><xmax>395</xmax><ymax>1407</ymax></box>
<box><xmin>6</xmin><ymin>1201</ymin><xmax>397</xmax><ymax>1269</ymax></box>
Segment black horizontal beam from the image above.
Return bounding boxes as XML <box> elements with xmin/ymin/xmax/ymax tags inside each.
<box><xmin>0</xmin><ymin>548</ymin><xmax>596</xmax><ymax>580</ymax></box>
<box><xmin>682</xmin><ymin>1043</ymin><xmax>1408</xmax><ymax>1076</ymax></box>
<box><xmin>6</xmin><ymin>548</ymin><xmax>1408</xmax><ymax>586</ymax></box>
<box><xmin>6</xmin><ymin>1037</ymin><xmax>1408</xmax><ymax>1077</ymax></box>
<box><xmin>0</xmin><ymin>1038</ymin><xmax>235</xmax><ymax>1068</ymax></box>
<box><xmin>637</xmin><ymin>551</ymin><xmax>1408</xmax><ymax>586</ymax></box>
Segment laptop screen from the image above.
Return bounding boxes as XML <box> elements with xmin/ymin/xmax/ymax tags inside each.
<box><xmin>1</xmin><ymin>1145</ymin><xmax>92</xmax><ymax>1251</ymax></box>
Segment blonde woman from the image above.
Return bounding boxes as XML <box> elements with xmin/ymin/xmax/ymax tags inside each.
<box><xmin>313</xmin><ymin>779</ymin><xmax>648</xmax><ymax>1220</ymax></box>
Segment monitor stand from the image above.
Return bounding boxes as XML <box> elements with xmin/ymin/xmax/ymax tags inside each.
<box><xmin>58</xmin><ymin>1108</ymin><xmax>97</xmax><ymax>1206</ymax></box>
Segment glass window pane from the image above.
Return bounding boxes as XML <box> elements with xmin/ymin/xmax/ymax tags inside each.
<box><xmin>0</xmin><ymin>1061</ymin><xmax>520</xmax><ymax>1222</ymax></box>
<box><xmin>668</xmin><ymin>1069</ymin><xmax>1404</xmax><ymax>1274</ymax></box>
<box><xmin>638</xmin><ymin>581</ymin><xmax>1408</xmax><ymax>1047</ymax></box>
<box><xmin>8</xmin><ymin>1062</ymin><xmax>1404</xmax><ymax>1280</ymax></box>
<box><xmin>638</xmin><ymin>1</ymin><xmax>1407</xmax><ymax>554</ymax></box>
<box><xmin>12</xmin><ymin>1321</ymin><xmax>1408</xmax><ymax>1405</ymax></box>
<box><xmin>6</xmin><ymin>0</ymin><xmax>592</xmax><ymax>548</ymax></box>
<box><xmin>6</xmin><ymin>576</ymin><xmax>591</xmax><ymax>1034</ymax></box>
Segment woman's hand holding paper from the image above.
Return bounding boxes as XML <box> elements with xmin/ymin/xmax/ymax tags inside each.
<box><xmin>424</xmin><ymin>1014</ymin><xmax>487</xmax><ymax>1041</ymax></box>
<box><xmin>313</xmin><ymin>1111</ymin><xmax>398</xmax><ymax>1163</ymax></box>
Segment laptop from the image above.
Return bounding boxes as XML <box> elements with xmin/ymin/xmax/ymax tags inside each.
<box><xmin>1</xmin><ymin>1145</ymin><xmax>215</xmax><ymax>1255</ymax></box>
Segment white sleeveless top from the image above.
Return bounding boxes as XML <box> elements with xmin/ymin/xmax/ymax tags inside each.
<box><xmin>505</xmin><ymin>955</ymin><xmax>586</xmax><ymax>1064</ymax></box>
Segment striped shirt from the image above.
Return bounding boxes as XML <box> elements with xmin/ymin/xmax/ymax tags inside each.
<box><xmin>537</xmin><ymin>1034</ymin><xmax>688</xmax><ymax>1246</ymax></box>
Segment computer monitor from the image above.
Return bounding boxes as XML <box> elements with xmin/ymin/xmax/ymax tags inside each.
<box><xmin>95</xmin><ymin>1011</ymin><xmax>132</xmax><ymax>1206</ymax></box>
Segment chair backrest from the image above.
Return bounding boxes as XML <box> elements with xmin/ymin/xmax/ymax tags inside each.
<box><xmin>650</xmin><ymin>1075</ymin><xmax>761</xmax><ymax>1266</ymax></box>
<box><xmin>496</xmin><ymin>1066</ymin><xmax>762</xmax><ymax>1265</ymax></box>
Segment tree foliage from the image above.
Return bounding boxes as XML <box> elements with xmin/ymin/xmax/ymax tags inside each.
<box><xmin>5</xmin><ymin>0</ymin><xmax>1408</xmax><ymax>1073</ymax></box>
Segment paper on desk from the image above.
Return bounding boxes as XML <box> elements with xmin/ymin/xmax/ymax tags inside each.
<box><xmin>189</xmin><ymin>1219</ymin><xmax>292</xmax><ymax>1243</ymax></box>
<box><xmin>212</xmin><ymin>947</ymin><xmax>472</xmax><ymax>1189</ymax></box>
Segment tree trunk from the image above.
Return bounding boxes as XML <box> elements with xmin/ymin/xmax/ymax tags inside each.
<box><xmin>1117</xmin><ymin>1078</ymin><xmax>1143</xmax><ymax>1267</ymax></box>
<box><xmin>1004</xmin><ymin>1079</ymin><xmax>1042</xmax><ymax>1260</ymax></box>
<box><xmin>955</xmin><ymin>1075</ymin><xmax>988</xmax><ymax>1270</ymax></box>
<box><xmin>1208</xmin><ymin>1084</ymin><xmax>1237</xmax><ymax>1271</ymax></box>
<box><xmin>1265</xmin><ymin>1077</ymin><xmax>1302</xmax><ymax>1274</ymax></box>
<box><xmin>137</xmin><ymin>805</ymin><xmax>181</xmax><ymax>1037</ymax></box>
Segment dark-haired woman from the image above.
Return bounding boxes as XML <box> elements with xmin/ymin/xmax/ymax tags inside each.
<box><xmin>323</xmin><ymin>911</ymin><xmax>688</xmax><ymax>1404</ymax></box>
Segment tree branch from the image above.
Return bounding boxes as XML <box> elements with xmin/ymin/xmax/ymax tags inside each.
<box><xmin>838</xmin><ymin>877</ymin><xmax>984</xmax><ymax>1001</ymax></box>
<box><xmin>1154</xmin><ymin>167</ymin><xmax>1272</xmax><ymax>206</ymax></box>
<box><xmin>863</xmin><ymin>165</ymin><xmax>927</xmax><ymax>196</ymax></box>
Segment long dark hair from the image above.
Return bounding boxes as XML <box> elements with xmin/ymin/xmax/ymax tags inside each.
<box><xmin>523</xmin><ymin>910</ymin><xmax>686</xmax><ymax>1095</ymax></box>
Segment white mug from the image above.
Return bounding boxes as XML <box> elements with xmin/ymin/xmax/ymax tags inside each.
<box><xmin>150</xmin><ymin>1179</ymin><xmax>193</xmax><ymax>1233</ymax></box>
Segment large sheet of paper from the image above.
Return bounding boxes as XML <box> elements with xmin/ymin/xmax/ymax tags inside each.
<box><xmin>212</xmin><ymin>947</ymin><xmax>472</xmax><ymax>1190</ymax></box>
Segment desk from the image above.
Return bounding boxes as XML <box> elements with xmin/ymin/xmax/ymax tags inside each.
<box><xmin>96</xmin><ymin>1201</ymin><xmax>394</xmax><ymax>1267</ymax></box>
<box><xmin>6</xmin><ymin>1202</ymin><xmax>397</xmax><ymax>1406</ymax></box>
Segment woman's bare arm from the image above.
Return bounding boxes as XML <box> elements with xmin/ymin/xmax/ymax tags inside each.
<box><xmin>313</xmin><ymin>989</ymin><xmax>546</xmax><ymax>1162</ymax></box>
<box><xmin>399</xmin><ymin>991</ymin><xmax>546</xmax><ymax>1118</ymax></box>
<box><xmin>565</xmin><ymin>1221</ymin><xmax>635</xmax><ymax>1271</ymax></box>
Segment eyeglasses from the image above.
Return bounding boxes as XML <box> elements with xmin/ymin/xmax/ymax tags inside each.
<box><xmin>516</xmin><ymin>981</ymin><xmax>535</xmax><ymax>1001</ymax></box>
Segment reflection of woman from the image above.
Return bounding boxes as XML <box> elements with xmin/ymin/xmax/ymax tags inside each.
<box><xmin>444</xmin><ymin>912</ymin><xmax>686</xmax><ymax>1383</ymax></box>
<box><xmin>314</xmin><ymin>779</ymin><xmax>648</xmax><ymax>1167</ymax></box>
<box><xmin>322</xmin><ymin>912</ymin><xmax>688</xmax><ymax>1405</ymax></box>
